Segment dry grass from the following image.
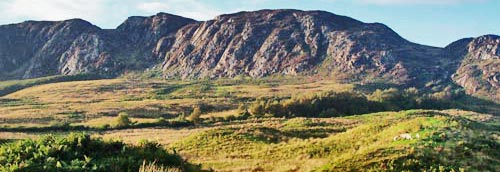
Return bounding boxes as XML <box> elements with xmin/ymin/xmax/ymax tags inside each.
<box><xmin>97</xmin><ymin>127</ymin><xmax>209</xmax><ymax>145</ymax></box>
<box><xmin>139</xmin><ymin>161</ymin><xmax>182</xmax><ymax>172</ymax></box>
<box><xmin>201</xmin><ymin>109</ymin><xmax>239</xmax><ymax>119</ymax></box>
<box><xmin>0</xmin><ymin>78</ymin><xmax>353</xmax><ymax>128</ymax></box>
<box><xmin>0</xmin><ymin>132</ymin><xmax>41</xmax><ymax>140</ymax></box>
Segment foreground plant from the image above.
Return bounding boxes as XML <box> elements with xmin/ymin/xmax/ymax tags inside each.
<box><xmin>0</xmin><ymin>133</ymin><xmax>197</xmax><ymax>172</ymax></box>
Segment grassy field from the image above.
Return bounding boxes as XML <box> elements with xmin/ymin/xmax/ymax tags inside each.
<box><xmin>0</xmin><ymin>76</ymin><xmax>354</xmax><ymax>128</ymax></box>
<box><xmin>162</xmin><ymin>110</ymin><xmax>499</xmax><ymax>171</ymax></box>
<box><xmin>0</xmin><ymin>76</ymin><xmax>499</xmax><ymax>171</ymax></box>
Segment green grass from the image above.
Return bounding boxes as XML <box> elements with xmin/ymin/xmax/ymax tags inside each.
<box><xmin>0</xmin><ymin>76</ymin><xmax>499</xmax><ymax>171</ymax></box>
<box><xmin>170</xmin><ymin>110</ymin><xmax>500</xmax><ymax>171</ymax></box>
<box><xmin>0</xmin><ymin>74</ymin><xmax>101</xmax><ymax>96</ymax></box>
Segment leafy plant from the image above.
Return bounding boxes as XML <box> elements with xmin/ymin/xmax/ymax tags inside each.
<box><xmin>0</xmin><ymin>133</ymin><xmax>196</xmax><ymax>172</ymax></box>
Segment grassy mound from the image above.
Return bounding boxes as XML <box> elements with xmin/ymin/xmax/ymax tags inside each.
<box><xmin>317</xmin><ymin>110</ymin><xmax>500</xmax><ymax>171</ymax></box>
<box><xmin>0</xmin><ymin>74</ymin><xmax>100</xmax><ymax>96</ymax></box>
<box><xmin>171</xmin><ymin>110</ymin><xmax>500</xmax><ymax>171</ymax></box>
<box><xmin>0</xmin><ymin>133</ymin><xmax>199</xmax><ymax>172</ymax></box>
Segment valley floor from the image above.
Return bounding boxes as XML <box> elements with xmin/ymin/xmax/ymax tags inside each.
<box><xmin>0</xmin><ymin>77</ymin><xmax>499</xmax><ymax>171</ymax></box>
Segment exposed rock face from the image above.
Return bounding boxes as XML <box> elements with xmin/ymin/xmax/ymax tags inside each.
<box><xmin>161</xmin><ymin>10</ymin><xmax>446</xmax><ymax>85</ymax></box>
<box><xmin>0</xmin><ymin>9</ymin><xmax>498</xmax><ymax>100</ymax></box>
<box><xmin>0</xmin><ymin>13</ymin><xmax>195</xmax><ymax>80</ymax></box>
<box><xmin>0</xmin><ymin>19</ymin><xmax>104</xmax><ymax>79</ymax></box>
<box><xmin>115</xmin><ymin>13</ymin><xmax>196</xmax><ymax>67</ymax></box>
<box><xmin>450</xmin><ymin>35</ymin><xmax>500</xmax><ymax>101</ymax></box>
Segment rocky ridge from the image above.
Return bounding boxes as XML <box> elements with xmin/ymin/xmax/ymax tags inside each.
<box><xmin>0</xmin><ymin>9</ymin><xmax>498</xmax><ymax>100</ymax></box>
<box><xmin>450</xmin><ymin>35</ymin><xmax>500</xmax><ymax>100</ymax></box>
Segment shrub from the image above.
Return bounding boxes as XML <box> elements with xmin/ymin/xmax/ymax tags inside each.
<box><xmin>0</xmin><ymin>133</ymin><xmax>192</xmax><ymax>172</ymax></box>
<box><xmin>249</xmin><ymin>91</ymin><xmax>376</xmax><ymax>118</ymax></box>
<box><xmin>188</xmin><ymin>106</ymin><xmax>202</xmax><ymax>124</ymax></box>
<box><xmin>155</xmin><ymin>117</ymin><xmax>168</xmax><ymax>125</ymax></box>
<box><xmin>114</xmin><ymin>112</ymin><xmax>132</xmax><ymax>128</ymax></box>
<box><xmin>249</xmin><ymin>99</ymin><xmax>266</xmax><ymax>117</ymax></box>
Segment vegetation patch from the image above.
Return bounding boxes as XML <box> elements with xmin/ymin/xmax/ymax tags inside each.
<box><xmin>0</xmin><ymin>133</ymin><xmax>202</xmax><ymax>172</ymax></box>
<box><xmin>171</xmin><ymin>110</ymin><xmax>500</xmax><ymax>171</ymax></box>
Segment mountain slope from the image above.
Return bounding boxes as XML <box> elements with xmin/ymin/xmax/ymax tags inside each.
<box><xmin>161</xmin><ymin>9</ymin><xmax>447</xmax><ymax>86</ymax></box>
<box><xmin>0</xmin><ymin>19</ymin><xmax>103</xmax><ymax>79</ymax></box>
<box><xmin>0</xmin><ymin>13</ymin><xmax>195</xmax><ymax>80</ymax></box>
<box><xmin>449</xmin><ymin>35</ymin><xmax>500</xmax><ymax>101</ymax></box>
<box><xmin>0</xmin><ymin>9</ymin><xmax>498</xmax><ymax>100</ymax></box>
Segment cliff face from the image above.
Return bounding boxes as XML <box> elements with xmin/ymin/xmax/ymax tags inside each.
<box><xmin>0</xmin><ymin>19</ymin><xmax>102</xmax><ymax>79</ymax></box>
<box><xmin>115</xmin><ymin>13</ymin><xmax>196</xmax><ymax>69</ymax></box>
<box><xmin>160</xmin><ymin>10</ymin><xmax>446</xmax><ymax>85</ymax></box>
<box><xmin>0</xmin><ymin>9</ymin><xmax>498</xmax><ymax>100</ymax></box>
<box><xmin>0</xmin><ymin>13</ymin><xmax>195</xmax><ymax>80</ymax></box>
<box><xmin>450</xmin><ymin>35</ymin><xmax>500</xmax><ymax>101</ymax></box>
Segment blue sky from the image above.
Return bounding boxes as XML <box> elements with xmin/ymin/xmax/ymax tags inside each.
<box><xmin>0</xmin><ymin>0</ymin><xmax>498</xmax><ymax>47</ymax></box>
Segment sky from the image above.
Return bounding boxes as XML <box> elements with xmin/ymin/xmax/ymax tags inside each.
<box><xmin>0</xmin><ymin>0</ymin><xmax>498</xmax><ymax>47</ymax></box>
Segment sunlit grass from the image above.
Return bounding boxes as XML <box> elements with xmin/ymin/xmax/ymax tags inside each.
<box><xmin>0</xmin><ymin>77</ymin><xmax>353</xmax><ymax>128</ymax></box>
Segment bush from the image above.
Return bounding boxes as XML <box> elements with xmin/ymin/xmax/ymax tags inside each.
<box><xmin>249</xmin><ymin>91</ymin><xmax>376</xmax><ymax>118</ymax></box>
<box><xmin>114</xmin><ymin>112</ymin><xmax>132</xmax><ymax>128</ymax></box>
<box><xmin>188</xmin><ymin>106</ymin><xmax>202</xmax><ymax>124</ymax></box>
<box><xmin>246</xmin><ymin>87</ymin><xmax>482</xmax><ymax>118</ymax></box>
<box><xmin>0</xmin><ymin>133</ymin><xmax>193</xmax><ymax>172</ymax></box>
<box><xmin>249</xmin><ymin>99</ymin><xmax>266</xmax><ymax>118</ymax></box>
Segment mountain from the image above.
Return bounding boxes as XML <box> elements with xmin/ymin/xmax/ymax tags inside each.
<box><xmin>0</xmin><ymin>9</ymin><xmax>498</xmax><ymax>100</ymax></box>
<box><xmin>0</xmin><ymin>19</ymin><xmax>101</xmax><ymax>79</ymax></box>
<box><xmin>0</xmin><ymin>13</ymin><xmax>195</xmax><ymax>80</ymax></box>
<box><xmin>448</xmin><ymin>35</ymin><xmax>500</xmax><ymax>101</ymax></box>
<box><xmin>161</xmin><ymin>9</ymin><xmax>447</xmax><ymax>85</ymax></box>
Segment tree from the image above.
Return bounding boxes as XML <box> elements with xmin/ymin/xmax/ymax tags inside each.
<box><xmin>237</xmin><ymin>103</ymin><xmax>251</xmax><ymax>119</ymax></box>
<box><xmin>115</xmin><ymin>112</ymin><xmax>132</xmax><ymax>128</ymax></box>
<box><xmin>188</xmin><ymin>106</ymin><xmax>202</xmax><ymax>124</ymax></box>
<box><xmin>249</xmin><ymin>100</ymin><xmax>265</xmax><ymax>117</ymax></box>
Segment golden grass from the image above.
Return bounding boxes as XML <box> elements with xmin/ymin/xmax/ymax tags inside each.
<box><xmin>97</xmin><ymin>127</ymin><xmax>208</xmax><ymax>145</ymax></box>
<box><xmin>0</xmin><ymin>78</ymin><xmax>354</xmax><ymax>127</ymax></box>
<box><xmin>0</xmin><ymin>132</ymin><xmax>41</xmax><ymax>140</ymax></box>
<box><xmin>201</xmin><ymin>109</ymin><xmax>238</xmax><ymax>119</ymax></box>
<box><xmin>74</xmin><ymin>117</ymin><xmax>158</xmax><ymax>127</ymax></box>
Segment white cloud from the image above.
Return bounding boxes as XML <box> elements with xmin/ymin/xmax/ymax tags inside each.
<box><xmin>0</xmin><ymin>0</ymin><xmax>134</xmax><ymax>28</ymax></box>
<box><xmin>1</xmin><ymin>0</ymin><xmax>106</xmax><ymax>21</ymax></box>
<box><xmin>0</xmin><ymin>0</ymin><xmax>224</xmax><ymax>28</ymax></box>
<box><xmin>137</xmin><ymin>1</ymin><xmax>170</xmax><ymax>12</ymax></box>
<box><xmin>356</xmin><ymin>0</ymin><xmax>487</xmax><ymax>5</ymax></box>
<box><xmin>135</xmin><ymin>0</ymin><xmax>222</xmax><ymax>21</ymax></box>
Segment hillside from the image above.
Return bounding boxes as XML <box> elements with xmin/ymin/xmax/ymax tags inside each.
<box><xmin>0</xmin><ymin>13</ymin><xmax>195</xmax><ymax>80</ymax></box>
<box><xmin>0</xmin><ymin>77</ymin><xmax>498</xmax><ymax>171</ymax></box>
<box><xmin>170</xmin><ymin>110</ymin><xmax>500</xmax><ymax>171</ymax></box>
<box><xmin>0</xmin><ymin>9</ymin><xmax>498</xmax><ymax>101</ymax></box>
<box><xmin>449</xmin><ymin>35</ymin><xmax>500</xmax><ymax>101</ymax></box>
<box><xmin>0</xmin><ymin>8</ymin><xmax>499</xmax><ymax>172</ymax></box>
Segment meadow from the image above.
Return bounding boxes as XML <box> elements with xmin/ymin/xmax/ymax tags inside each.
<box><xmin>0</xmin><ymin>75</ymin><xmax>499</xmax><ymax>171</ymax></box>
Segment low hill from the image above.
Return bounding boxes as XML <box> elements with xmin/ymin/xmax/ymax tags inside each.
<box><xmin>171</xmin><ymin>110</ymin><xmax>500</xmax><ymax>171</ymax></box>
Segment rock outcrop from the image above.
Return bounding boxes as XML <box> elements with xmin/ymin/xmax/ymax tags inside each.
<box><xmin>450</xmin><ymin>35</ymin><xmax>500</xmax><ymax>101</ymax></box>
<box><xmin>0</xmin><ymin>19</ymin><xmax>103</xmax><ymax>79</ymax></box>
<box><xmin>0</xmin><ymin>13</ymin><xmax>195</xmax><ymax>80</ymax></box>
<box><xmin>161</xmin><ymin>10</ymin><xmax>446</xmax><ymax>86</ymax></box>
